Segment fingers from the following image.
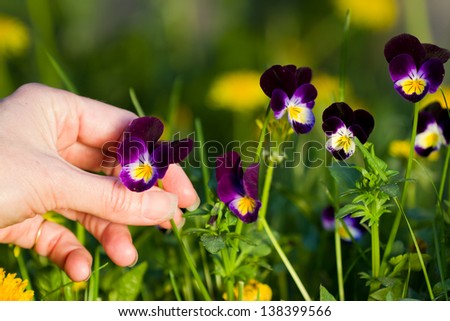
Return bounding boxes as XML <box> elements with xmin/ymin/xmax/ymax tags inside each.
<box><xmin>55</xmin><ymin>164</ymin><xmax>179</xmax><ymax>226</ymax></box>
<box><xmin>161</xmin><ymin>164</ymin><xmax>200</xmax><ymax>210</ymax></box>
<box><xmin>73</xmin><ymin>212</ymin><xmax>138</xmax><ymax>267</ymax></box>
<box><xmin>0</xmin><ymin>216</ymin><xmax>92</xmax><ymax>282</ymax></box>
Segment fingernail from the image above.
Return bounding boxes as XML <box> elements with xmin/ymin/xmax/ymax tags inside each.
<box><xmin>186</xmin><ymin>195</ymin><xmax>201</xmax><ymax>212</ymax></box>
<box><xmin>128</xmin><ymin>251</ymin><xmax>139</xmax><ymax>268</ymax></box>
<box><xmin>176</xmin><ymin>218</ymin><xmax>186</xmax><ymax>230</ymax></box>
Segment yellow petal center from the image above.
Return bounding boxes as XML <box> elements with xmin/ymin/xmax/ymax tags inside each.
<box><xmin>335</xmin><ymin>135</ymin><xmax>353</xmax><ymax>154</ymax></box>
<box><xmin>288</xmin><ymin>105</ymin><xmax>308</xmax><ymax>123</ymax></box>
<box><xmin>236</xmin><ymin>196</ymin><xmax>256</xmax><ymax>216</ymax></box>
<box><xmin>131</xmin><ymin>163</ymin><xmax>153</xmax><ymax>183</ymax></box>
<box><xmin>401</xmin><ymin>78</ymin><xmax>426</xmax><ymax>95</ymax></box>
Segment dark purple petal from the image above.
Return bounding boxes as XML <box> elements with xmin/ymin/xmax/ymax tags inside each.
<box><xmin>348</xmin><ymin>124</ymin><xmax>368</xmax><ymax>144</ymax></box>
<box><xmin>423</xmin><ymin>43</ymin><xmax>450</xmax><ymax>63</ymax></box>
<box><xmin>322</xmin><ymin>116</ymin><xmax>346</xmax><ymax>136</ymax></box>
<box><xmin>419</xmin><ymin>58</ymin><xmax>445</xmax><ymax>93</ymax></box>
<box><xmin>151</xmin><ymin>138</ymin><xmax>193</xmax><ymax>170</ymax></box>
<box><xmin>270</xmin><ymin>89</ymin><xmax>289</xmax><ymax>119</ymax></box>
<box><xmin>384</xmin><ymin>33</ymin><xmax>425</xmax><ymax>66</ymax></box>
<box><xmin>242</xmin><ymin>163</ymin><xmax>260</xmax><ymax>200</ymax></box>
<box><xmin>440</xmin><ymin>119</ymin><xmax>450</xmax><ymax>144</ymax></box>
<box><xmin>119</xmin><ymin>164</ymin><xmax>159</xmax><ymax>192</ymax></box>
<box><xmin>388</xmin><ymin>54</ymin><xmax>417</xmax><ymax>83</ymax></box>
<box><xmin>295</xmin><ymin>67</ymin><xmax>312</xmax><ymax>86</ymax></box>
<box><xmin>414</xmin><ymin>145</ymin><xmax>435</xmax><ymax>157</ymax></box>
<box><xmin>322</xmin><ymin>102</ymin><xmax>354</xmax><ymax>127</ymax></box>
<box><xmin>341</xmin><ymin>216</ymin><xmax>365</xmax><ymax>241</ymax></box>
<box><xmin>124</xmin><ymin>117</ymin><xmax>164</xmax><ymax>152</ymax></box>
<box><xmin>321</xmin><ymin>206</ymin><xmax>335</xmax><ymax>231</ymax></box>
<box><xmin>292</xmin><ymin>83</ymin><xmax>317</xmax><ymax>106</ymax></box>
<box><xmin>353</xmin><ymin>109</ymin><xmax>375</xmax><ymax>138</ymax></box>
<box><xmin>330</xmin><ymin>148</ymin><xmax>353</xmax><ymax>161</ymax></box>
<box><xmin>228</xmin><ymin>197</ymin><xmax>261</xmax><ymax>223</ymax></box>
<box><xmin>217</xmin><ymin>173</ymin><xmax>243</xmax><ymax>204</ymax></box>
<box><xmin>117</xmin><ymin>136</ymin><xmax>148</xmax><ymax>166</ymax></box>
<box><xmin>260</xmin><ymin>65</ymin><xmax>298</xmax><ymax>97</ymax></box>
<box><xmin>416</xmin><ymin>111</ymin><xmax>436</xmax><ymax>134</ymax></box>
<box><xmin>216</xmin><ymin>151</ymin><xmax>241</xmax><ymax>183</ymax></box>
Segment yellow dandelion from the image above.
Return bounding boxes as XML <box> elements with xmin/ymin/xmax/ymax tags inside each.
<box><xmin>223</xmin><ymin>279</ymin><xmax>272</xmax><ymax>301</ymax></box>
<box><xmin>333</xmin><ymin>0</ymin><xmax>398</xmax><ymax>31</ymax></box>
<box><xmin>207</xmin><ymin>71</ymin><xmax>267</xmax><ymax>112</ymax></box>
<box><xmin>0</xmin><ymin>268</ymin><xmax>34</xmax><ymax>301</ymax></box>
<box><xmin>0</xmin><ymin>14</ymin><xmax>30</xmax><ymax>57</ymax></box>
<box><xmin>389</xmin><ymin>139</ymin><xmax>439</xmax><ymax>161</ymax></box>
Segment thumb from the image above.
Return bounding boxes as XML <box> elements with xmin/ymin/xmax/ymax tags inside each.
<box><xmin>52</xmin><ymin>164</ymin><xmax>179</xmax><ymax>226</ymax></box>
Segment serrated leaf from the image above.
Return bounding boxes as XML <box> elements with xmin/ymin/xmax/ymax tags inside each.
<box><xmin>380</xmin><ymin>183</ymin><xmax>400</xmax><ymax>197</ymax></box>
<box><xmin>319</xmin><ymin>285</ymin><xmax>336</xmax><ymax>301</ymax></box>
<box><xmin>108</xmin><ymin>262</ymin><xmax>148</xmax><ymax>301</ymax></box>
<box><xmin>200</xmin><ymin>234</ymin><xmax>225</xmax><ymax>254</ymax></box>
<box><xmin>328</xmin><ymin>163</ymin><xmax>361</xmax><ymax>190</ymax></box>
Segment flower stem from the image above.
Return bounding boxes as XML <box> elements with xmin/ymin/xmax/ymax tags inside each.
<box><xmin>195</xmin><ymin>118</ymin><xmax>212</xmax><ymax>204</ymax></box>
<box><xmin>334</xmin><ymin>222</ymin><xmax>345</xmax><ymax>300</ymax></box>
<box><xmin>371</xmin><ymin>222</ymin><xmax>380</xmax><ymax>279</ymax></box>
<box><xmin>261</xmin><ymin>218</ymin><xmax>311</xmax><ymax>300</ymax></box>
<box><xmin>14</xmin><ymin>247</ymin><xmax>33</xmax><ymax>294</ymax></box>
<box><xmin>394</xmin><ymin>198</ymin><xmax>435</xmax><ymax>300</ymax></box>
<box><xmin>380</xmin><ymin>102</ymin><xmax>420</xmax><ymax>275</ymax></box>
<box><xmin>258</xmin><ymin>162</ymin><xmax>275</xmax><ymax>228</ymax></box>
<box><xmin>170</xmin><ymin>219</ymin><xmax>212</xmax><ymax>300</ymax></box>
<box><xmin>255</xmin><ymin>104</ymin><xmax>271</xmax><ymax>162</ymax></box>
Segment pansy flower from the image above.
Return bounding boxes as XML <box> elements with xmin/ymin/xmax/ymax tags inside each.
<box><xmin>415</xmin><ymin>102</ymin><xmax>450</xmax><ymax>157</ymax></box>
<box><xmin>216</xmin><ymin>151</ymin><xmax>261</xmax><ymax>223</ymax></box>
<box><xmin>322</xmin><ymin>206</ymin><xmax>365</xmax><ymax>242</ymax></box>
<box><xmin>322</xmin><ymin>102</ymin><xmax>374</xmax><ymax>160</ymax></box>
<box><xmin>384</xmin><ymin>33</ymin><xmax>450</xmax><ymax>102</ymax></box>
<box><xmin>117</xmin><ymin>116</ymin><xmax>193</xmax><ymax>192</ymax></box>
<box><xmin>260</xmin><ymin>65</ymin><xmax>317</xmax><ymax>134</ymax></box>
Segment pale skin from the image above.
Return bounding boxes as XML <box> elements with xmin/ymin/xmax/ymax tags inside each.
<box><xmin>0</xmin><ymin>83</ymin><xmax>200</xmax><ymax>282</ymax></box>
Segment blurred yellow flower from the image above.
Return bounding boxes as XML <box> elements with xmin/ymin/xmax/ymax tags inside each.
<box><xmin>72</xmin><ymin>281</ymin><xmax>87</xmax><ymax>292</ymax></box>
<box><xmin>207</xmin><ymin>71</ymin><xmax>267</xmax><ymax>112</ymax></box>
<box><xmin>0</xmin><ymin>15</ymin><xmax>30</xmax><ymax>57</ymax></box>
<box><xmin>223</xmin><ymin>279</ymin><xmax>272</xmax><ymax>301</ymax></box>
<box><xmin>333</xmin><ymin>0</ymin><xmax>398</xmax><ymax>31</ymax></box>
<box><xmin>0</xmin><ymin>268</ymin><xmax>34</xmax><ymax>301</ymax></box>
<box><xmin>421</xmin><ymin>86</ymin><xmax>450</xmax><ymax>109</ymax></box>
<box><xmin>389</xmin><ymin>139</ymin><xmax>439</xmax><ymax>161</ymax></box>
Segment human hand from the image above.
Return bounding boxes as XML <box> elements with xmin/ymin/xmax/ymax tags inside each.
<box><xmin>0</xmin><ymin>83</ymin><xmax>199</xmax><ymax>281</ymax></box>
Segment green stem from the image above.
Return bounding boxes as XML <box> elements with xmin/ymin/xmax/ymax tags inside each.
<box><xmin>381</xmin><ymin>102</ymin><xmax>420</xmax><ymax>274</ymax></box>
<box><xmin>170</xmin><ymin>219</ymin><xmax>212</xmax><ymax>300</ymax></box>
<box><xmin>129</xmin><ymin>88</ymin><xmax>146</xmax><ymax>117</ymax></box>
<box><xmin>371</xmin><ymin>222</ymin><xmax>380</xmax><ymax>279</ymax></box>
<box><xmin>334</xmin><ymin>222</ymin><xmax>345</xmax><ymax>300</ymax></box>
<box><xmin>394</xmin><ymin>198</ymin><xmax>435</xmax><ymax>300</ymax></box>
<box><xmin>257</xmin><ymin>162</ymin><xmax>275</xmax><ymax>229</ymax></box>
<box><xmin>221</xmin><ymin>248</ymin><xmax>235</xmax><ymax>300</ymax></box>
<box><xmin>87</xmin><ymin>246</ymin><xmax>101</xmax><ymax>301</ymax></box>
<box><xmin>169</xmin><ymin>270</ymin><xmax>182</xmax><ymax>301</ymax></box>
<box><xmin>230</xmin><ymin>220</ymin><xmax>243</xmax><ymax>264</ymax></box>
<box><xmin>195</xmin><ymin>118</ymin><xmax>212</xmax><ymax>204</ymax></box>
<box><xmin>261</xmin><ymin>218</ymin><xmax>311</xmax><ymax>300</ymax></box>
<box><xmin>14</xmin><ymin>247</ymin><xmax>33</xmax><ymax>294</ymax></box>
<box><xmin>255</xmin><ymin>104</ymin><xmax>271</xmax><ymax>162</ymax></box>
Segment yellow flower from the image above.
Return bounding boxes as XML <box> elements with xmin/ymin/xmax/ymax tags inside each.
<box><xmin>72</xmin><ymin>281</ymin><xmax>87</xmax><ymax>292</ymax></box>
<box><xmin>421</xmin><ymin>86</ymin><xmax>450</xmax><ymax>109</ymax></box>
<box><xmin>207</xmin><ymin>71</ymin><xmax>267</xmax><ymax>112</ymax></box>
<box><xmin>389</xmin><ymin>139</ymin><xmax>439</xmax><ymax>161</ymax></box>
<box><xmin>223</xmin><ymin>279</ymin><xmax>272</xmax><ymax>301</ymax></box>
<box><xmin>0</xmin><ymin>268</ymin><xmax>34</xmax><ymax>301</ymax></box>
<box><xmin>0</xmin><ymin>15</ymin><xmax>30</xmax><ymax>57</ymax></box>
<box><xmin>333</xmin><ymin>0</ymin><xmax>398</xmax><ymax>31</ymax></box>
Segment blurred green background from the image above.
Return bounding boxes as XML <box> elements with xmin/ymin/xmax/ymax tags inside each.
<box><xmin>1</xmin><ymin>0</ymin><xmax>449</xmax><ymax>300</ymax></box>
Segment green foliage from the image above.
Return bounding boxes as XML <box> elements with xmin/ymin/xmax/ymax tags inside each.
<box><xmin>106</xmin><ymin>263</ymin><xmax>148</xmax><ymax>301</ymax></box>
<box><xmin>319</xmin><ymin>285</ymin><xmax>337</xmax><ymax>301</ymax></box>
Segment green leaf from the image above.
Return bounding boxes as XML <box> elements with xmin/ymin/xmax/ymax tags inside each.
<box><xmin>336</xmin><ymin>204</ymin><xmax>365</xmax><ymax>219</ymax></box>
<box><xmin>380</xmin><ymin>183</ymin><xmax>400</xmax><ymax>197</ymax></box>
<box><xmin>328</xmin><ymin>162</ymin><xmax>361</xmax><ymax>190</ymax></box>
<box><xmin>433</xmin><ymin>278</ymin><xmax>450</xmax><ymax>298</ymax></box>
<box><xmin>200</xmin><ymin>233</ymin><xmax>226</xmax><ymax>254</ymax></box>
<box><xmin>319</xmin><ymin>285</ymin><xmax>336</xmax><ymax>301</ymax></box>
<box><xmin>108</xmin><ymin>262</ymin><xmax>148</xmax><ymax>301</ymax></box>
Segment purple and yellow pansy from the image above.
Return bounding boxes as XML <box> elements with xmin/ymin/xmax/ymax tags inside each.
<box><xmin>322</xmin><ymin>102</ymin><xmax>375</xmax><ymax>160</ymax></box>
<box><xmin>322</xmin><ymin>206</ymin><xmax>365</xmax><ymax>242</ymax></box>
<box><xmin>117</xmin><ymin>116</ymin><xmax>193</xmax><ymax>192</ymax></box>
<box><xmin>216</xmin><ymin>151</ymin><xmax>261</xmax><ymax>223</ymax></box>
<box><xmin>415</xmin><ymin>102</ymin><xmax>450</xmax><ymax>157</ymax></box>
<box><xmin>384</xmin><ymin>33</ymin><xmax>450</xmax><ymax>103</ymax></box>
<box><xmin>260</xmin><ymin>65</ymin><xmax>317</xmax><ymax>134</ymax></box>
